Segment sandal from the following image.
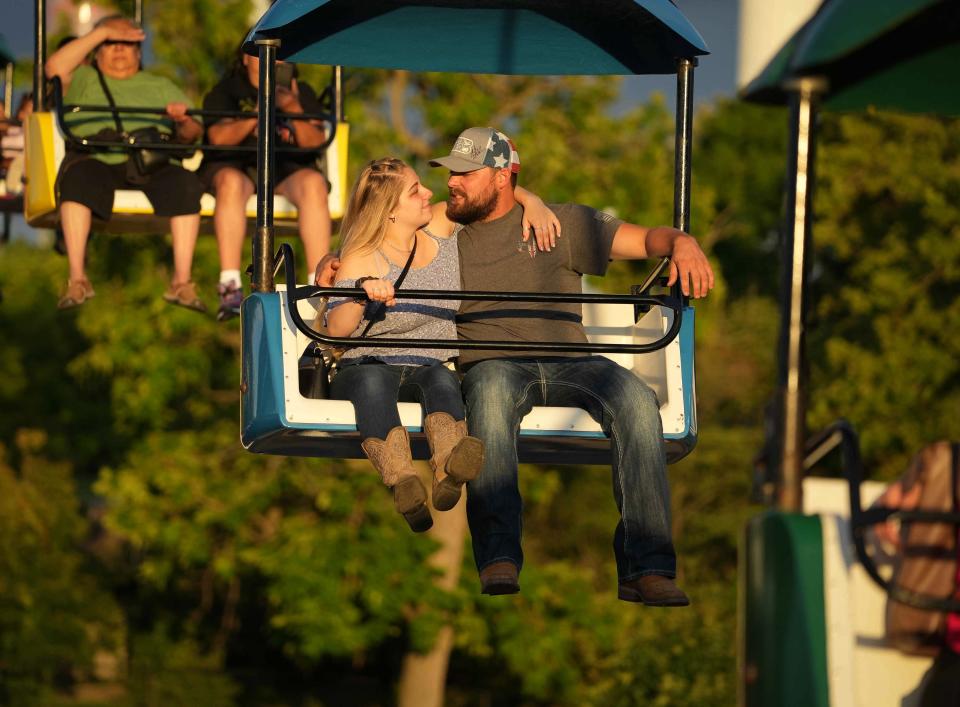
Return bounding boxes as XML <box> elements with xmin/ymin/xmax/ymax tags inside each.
<box><xmin>163</xmin><ymin>281</ymin><xmax>208</xmax><ymax>313</ymax></box>
<box><xmin>57</xmin><ymin>278</ymin><xmax>95</xmax><ymax>310</ymax></box>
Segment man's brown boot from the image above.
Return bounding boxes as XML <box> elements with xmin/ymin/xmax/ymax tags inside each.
<box><xmin>423</xmin><ymin>412</ymin><xmax>484</xmax><ymax>511</ymax></box>
<box><xmin>479</xmin><ymin>561</ymin><xmax>520</xmax><ymax>595</ymax></box>
<box><xmin>361</xmin><ymin>426</ymin><xmax>433</xmax><ymax>533</ymax></box>
<box><xmin>618</xmin><ymin>575</ymin><xmax>690</xmax><ymax>607</ymax></box>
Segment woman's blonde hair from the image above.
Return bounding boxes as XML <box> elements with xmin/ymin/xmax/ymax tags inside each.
<box><xmin>338</xmin><ymin>157</ymin><xmax>410</xmax><ymax>259</ymax></box>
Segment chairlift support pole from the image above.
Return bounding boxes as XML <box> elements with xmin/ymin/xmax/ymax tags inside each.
<box><xmin>3</xmin><ymin>63</ymin><xmax>13</xmax><ymax>118</ymax></box>
<box><xmin>333</xmin><ymin>65</ymin><xmax>343</xmax><ymax>122</ymax></box>
<box><xmin>34</xmin><ymin>0</ymin><xmax>46</xmax><ymax>111</ymax></box>
<box><xmin>776</xmin><ymin>76</ymin><xmax>827</xmax><ymax>512</ymax></box>
<box><xmin>642</xmin><ymin>58</ymin><xmax>697</xmax><ymax>292</ymax></box>
<box><xmin>253</xmin><ymin>38</ymin><xmax>280</xmax><ymax>293</ymax></box>
<box><xmin>674</xmin><ymin>58</ymin><xmax>696</xmax><ymax>235</ymax></box>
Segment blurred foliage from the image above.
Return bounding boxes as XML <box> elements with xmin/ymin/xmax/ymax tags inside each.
<box><xmin>146</xmin><ymin>0</ymin><xmax>253</xmax><ymax>100</ymax></box>
<box><xmin>1</xmin><ymin>9</ymin><xmax>959</xmax><ymax>704</ymax></box>
<box><xmin>809</xmin><ymin>111</ymin><xmax>960</xmax><ymax>477</ymax></box>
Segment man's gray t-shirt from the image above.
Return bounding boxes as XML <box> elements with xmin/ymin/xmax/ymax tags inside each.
<box><xmin>456</xmin><ymin>203</ymin><xmax>622</xmax><ymax>366</ymax></box>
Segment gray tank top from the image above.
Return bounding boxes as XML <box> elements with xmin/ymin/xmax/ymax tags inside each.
<box><xmin>330</xmin><ymin>229</ymin><xmax>461</xmax><ymax>365</ymax></box>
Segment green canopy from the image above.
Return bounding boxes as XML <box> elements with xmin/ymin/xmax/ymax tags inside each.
<box><xmin>741</xmin><ymin>0</ymin><xmax>960</xmax><ymax>115</ymax></box>
<box><xmin>0</xmin><ymin>34</ymin><xmax>14</xmax><ymax>67</ymax></box>
<box><xmin>246</xmin><ymin>0</ymin><xmax>708</xmax><ymax>75</ymax></box>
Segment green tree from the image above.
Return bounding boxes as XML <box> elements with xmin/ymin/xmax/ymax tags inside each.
<box><xmin>0</xmin><ymin>430</ymin><xmax>123</xmax><ymax>706</ymax></box>
<box><xmin>808</xmin><ymin>111</ymin><xmax>960</xmax><ymax>477</ymax></box>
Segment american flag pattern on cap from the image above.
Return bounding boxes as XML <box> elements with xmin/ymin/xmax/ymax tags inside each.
<box><xmin>430</xmin><ymin>127</ymin><xmax>521</xmax><ymax>174</ymax></box>
<box><xmin>484</xmin><ymin>130</ymin><xmax>521</xmax><ymax>173</ymax></box>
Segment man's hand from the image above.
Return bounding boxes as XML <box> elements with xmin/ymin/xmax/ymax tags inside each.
<box><xmin>667</xmin><ymin>234</ymin><xmax>715</xmax><ymax>299</ymax></box>
<box><xmin>314</xmin><ymin>253</ymin><xmax>341</xmax><ymax>287</ymax></box>
<box><xmin>277</xmin><ymin>82</ymin><xmax>303</xmax><ymax>114</ymax></box>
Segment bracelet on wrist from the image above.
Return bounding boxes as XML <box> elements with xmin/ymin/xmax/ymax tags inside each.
<box><xmin>353</xmin><ymin>276</ymin><xmax>377</xmax><ymax>303</ymax></box>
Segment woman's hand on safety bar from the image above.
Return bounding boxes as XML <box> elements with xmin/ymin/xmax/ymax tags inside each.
<box><xmin>362</xmin><ymin>279</ymin><xmax>396</xmax><ymax>307</ymax></box>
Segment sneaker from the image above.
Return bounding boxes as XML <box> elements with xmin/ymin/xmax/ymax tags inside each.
<box><xmin>163</xmin><ymin>281</ymin><xmax>207</xmax><ymax>313</ymax></box>
<box><xmin>57</xmin><ymin>278</ymin><xmax>95</xmax><ymax>309</ymax></box>
<box><xmin>479</xmin><ymin>561</ymin><xmax>520</xmax><ymax>595</ymax></box>
<box><xmin>216</xmin><ymin>281</ymin><xmax>243</xmax><ymax>321</ymax></box>
<box><xmin>618</xmin><ymin>575</ymin><xmax>690</xmax><ymax>607</ymax></box>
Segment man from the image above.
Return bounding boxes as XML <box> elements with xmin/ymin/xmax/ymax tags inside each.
<box><xmin>200</xmin><ymin>50</ymin><xmax>331</xmax><ymax>321</ymax></box>
<box><xmin>45</xmin><ymin>16</ymin><xmax>205</xmax><ymax>311</ymax></box>
<box><xmin>429</xmin><ymin>127</ymin><xmax>713</xmax><ymax>605</ymax></box>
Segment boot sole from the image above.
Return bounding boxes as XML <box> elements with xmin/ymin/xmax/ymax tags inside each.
<box><xmin>433</xmin><ymin>437</ymin><xmax>484</xmax><ymax>511</ymax></box>
<box><xmin>481</xmin><ymin>575</ymin><xmax>521</xmax><ymax>595</ymax></box>
<box><xmin>447</xmin><ymin>437</ymin><xmax>484</xmax><ymax>481</ymax></box>
<box><xmin>394</xmin><ymin>476</ymin><xmax>433</xmax><ymax>533</ymax></box>
<box><xmin>617</xmin><ymin>585</ymin><xmax>690</xmax><ymax>607</ymax></box>
<box><xmin>432</xmin><ymin>477</ymin><xmax>463</xmax><ymax>512</ymax></box>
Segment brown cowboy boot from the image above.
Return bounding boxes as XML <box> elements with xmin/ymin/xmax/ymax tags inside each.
<box><xmin>423</xmin><ymin>412</ymin><xmax>484</xmax><ymax>511</ymax></box>
<box><xmin>361</xmin><ymin>426</ymin><xmax>433</xmax><ymax>532</ymax></box>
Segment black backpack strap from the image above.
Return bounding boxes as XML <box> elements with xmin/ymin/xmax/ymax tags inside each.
<box><xmin>94</xmin><ymin>66</ymin><xmax>125</xmax><ymax>135</ymax></box>
<box><xmin>356</xmin><ymin>234</ymin><xmax>418</xmax><ymax>338</ymax></box>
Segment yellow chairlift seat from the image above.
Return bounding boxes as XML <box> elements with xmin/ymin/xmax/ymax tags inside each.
<box><xmin>23</xmin><ymin>105</ymin><xmax>349</xmax><ymax>234</ymax></box>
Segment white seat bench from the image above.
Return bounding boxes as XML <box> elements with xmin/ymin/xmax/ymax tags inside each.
<box><xmin>243</xmin><ymin>282</ymin><xmax>697</xmax><ymax>464</ymax></box>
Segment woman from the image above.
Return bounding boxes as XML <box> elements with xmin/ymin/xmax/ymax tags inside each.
<box><xmin>327</xmin><ymin>157</ymin><xmax>558</xmax><ymax>532</ymax></box>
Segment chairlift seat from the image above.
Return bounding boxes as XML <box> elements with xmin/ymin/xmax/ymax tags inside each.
<box><xmin>23</xmin><ymin>111</ymin><xmax>349</xmax><ymax>232</ymax></box>
<box><xmin>240</xmin><ymin>284</ymin><xmax>697</xmax><ymax>465</ymax></box>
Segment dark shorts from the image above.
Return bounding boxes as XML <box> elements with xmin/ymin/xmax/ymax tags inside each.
<box><xmin>57</xmin><ymin>155</ymin><xmax>203</xmax><ymax>221</ymax></box>
<box><xmin>196</xmin><ymin>158</ymin><xmax>325</xmax><ymax>194</ymax></box>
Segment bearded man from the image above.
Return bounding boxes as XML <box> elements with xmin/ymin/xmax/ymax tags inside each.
<box><xmin>430</xmin><ymin>127</ymin><xmax>713</xmax><ymax>605</ymax></box>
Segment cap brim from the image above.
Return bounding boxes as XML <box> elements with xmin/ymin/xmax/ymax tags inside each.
<box><xmin>428</xmin><ymin>155</ymin><xmax>486</xmax><ymax>172</ymax></box>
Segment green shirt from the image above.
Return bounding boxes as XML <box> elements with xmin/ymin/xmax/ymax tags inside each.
<box><xmin>456</xmin><ymin>203</ymin><xmax>622</xmax><ymax>366</ymax></box>
<box><xmin>63</xmin><ymin>65</ymin><xmax>192</xmax><ymax>164</ymax></box>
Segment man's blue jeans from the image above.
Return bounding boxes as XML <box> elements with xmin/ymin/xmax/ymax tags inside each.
<box><xmin>462</xmin><ymin>356</ymin><xmax>675</xmax><ymax>583</ymax></box>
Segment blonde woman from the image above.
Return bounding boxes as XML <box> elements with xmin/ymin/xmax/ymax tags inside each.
<box><xmin>327</xmin><ymin>157</ymin><xmax>558</xmax><ymax>532</ymax></box>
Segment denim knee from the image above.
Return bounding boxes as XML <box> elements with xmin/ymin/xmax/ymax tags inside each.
<box><xmin>464</xmin><ymin>361</ymin><xmax>527</xmax><ymax>411</ymax></box>
<box><xmin>600</xmin><ymin>367</ymin><xmax>661</xmax><ymax>424</ymax></box>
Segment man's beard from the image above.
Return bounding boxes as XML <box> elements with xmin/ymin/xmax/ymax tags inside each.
<box><xmin>446</xmin><ymin>186</ymin><xmax>497</xmax><ymax>224</ymax></box>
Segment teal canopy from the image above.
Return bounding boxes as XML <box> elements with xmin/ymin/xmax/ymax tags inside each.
<box><xmin>0</xmin><ymin>34</ymin><xmax>14</xmax><ymax>66</ymax></box>
<box><xmin>742</xmin><ymin>0</ymin><xmax>960</xmax><ymax>115</ymax></box>
<box><xmin>246</xmin><ymin>0</ymin><xmax>708</xmax><ymax>75</ymax></box>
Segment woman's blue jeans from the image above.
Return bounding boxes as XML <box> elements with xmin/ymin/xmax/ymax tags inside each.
<box><xmin>331</xmin><ymin>359</ymin><xmax>466</xmax><ymax>439</ymax></box>
<box><xmin>461</xmin><ymin>356</ymin><xmax>676</xmax><ymax>583</ymax></box>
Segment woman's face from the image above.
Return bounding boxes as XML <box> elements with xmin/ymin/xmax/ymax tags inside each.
<box><xmin>95</xmin><ymin>21</ymin><xmax>142</xmax><ymax>79</ymax></box>
<box><xmin>392</xmin><ymin>167</ymin><xmax>434</xmax><ymax>230</ymax></box>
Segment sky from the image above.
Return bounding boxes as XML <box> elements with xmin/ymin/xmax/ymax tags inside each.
<box><xmin>2</xmin><ymin>0</ymin><xmax>740</xmax><ymax>106</ymax></box>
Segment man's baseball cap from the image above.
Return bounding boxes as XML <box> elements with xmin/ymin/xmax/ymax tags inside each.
<box><xmin>429</xmin><ymin>127</ymin><xmax>520</xmax><ymax>174</ymax></box>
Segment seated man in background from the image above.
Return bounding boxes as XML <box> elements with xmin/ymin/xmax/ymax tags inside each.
<box><xmin>46</xmin><ymin>15</ymin><xmax>205</xmax><ymax>311</ymax></box>
<box><xmin>200</xmin><ymin>47</ymin><xmax>331</xmax><ymax>321</ymax></box>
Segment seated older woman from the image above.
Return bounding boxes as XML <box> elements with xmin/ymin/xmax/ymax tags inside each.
<box><xmin>45</xmin><ymin>15</ymin><xmax>206</xmax><ymax>311</ymax></box>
